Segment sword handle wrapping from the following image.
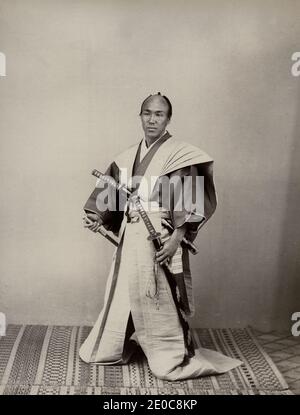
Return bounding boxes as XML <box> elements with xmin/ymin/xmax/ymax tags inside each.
<box><xmin>147</xmin><ymin>232</ymin><xmax>161</xmax><ymax>241</ymax></box>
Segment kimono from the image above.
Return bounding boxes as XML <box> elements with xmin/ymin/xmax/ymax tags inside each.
<box><xmin>79</xmin><ymin>132</ymin><xmax>242</xmax><ymax>380</ymax></box>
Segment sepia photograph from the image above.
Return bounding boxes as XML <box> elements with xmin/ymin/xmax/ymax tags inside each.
<box><xmin>0</xmin><ymin>0</ymin><xmax>299</xmax><ymax>403</ymax></box>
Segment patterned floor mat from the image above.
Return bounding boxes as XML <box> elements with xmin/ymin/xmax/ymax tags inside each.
<box><xmin>0</xmin><ymin>325</ymin><xmax>293</xmax><ymax>395</ymax></box>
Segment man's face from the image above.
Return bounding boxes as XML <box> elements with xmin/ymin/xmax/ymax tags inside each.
<box><xmin>140</xmin><ymin>96</ymin><xmax>170</xmax><ymax>143</ymax></box>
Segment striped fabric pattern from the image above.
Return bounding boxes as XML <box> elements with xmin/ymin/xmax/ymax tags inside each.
<box><xmin>0</xmin><ymin>325</ymin><xmax>292</xmax><ymax>395</ymax></box>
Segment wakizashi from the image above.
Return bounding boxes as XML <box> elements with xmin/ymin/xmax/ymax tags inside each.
<box><xmin>80</xmin><ymin>93</ymin><xmax>243</xmax><ymax>380</ymax></box>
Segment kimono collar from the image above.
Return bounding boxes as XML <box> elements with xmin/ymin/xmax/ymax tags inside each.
<box><xmin>132</xmin><ymin>131</ymin><xmax>172</xmax><ymax>178</ymax></box>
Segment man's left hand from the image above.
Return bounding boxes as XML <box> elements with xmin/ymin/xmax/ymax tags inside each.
<box><xmin>155</xmin><ymin>239</ymin><xmax>179</xmax><ymax>266</ymax></box>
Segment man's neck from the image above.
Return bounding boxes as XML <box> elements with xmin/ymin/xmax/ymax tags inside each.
<box><xmin>145</xmin><ymin>131</ymin><xmax>166</xmax><ymax>148</ymax></box>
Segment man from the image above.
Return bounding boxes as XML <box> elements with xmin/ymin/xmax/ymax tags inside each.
<box><xmin>79</xmin><ymin>93</ymin><xmax>242</xmax><ymax>380</ymax></box>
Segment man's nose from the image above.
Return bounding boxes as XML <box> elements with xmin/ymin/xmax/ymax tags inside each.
<box><xmin>149</xmin><ymin>114</ymin><xmax>156</xmax><ymax>123</ymax></box>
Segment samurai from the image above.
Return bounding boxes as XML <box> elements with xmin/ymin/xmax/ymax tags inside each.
<box><xmin>79</xmin><ymin>93</ymin><xmax>242</xmax><ymax>380</ymax></box>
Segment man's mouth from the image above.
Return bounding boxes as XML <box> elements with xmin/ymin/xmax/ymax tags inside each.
<box><xmin>147</xmin><ymin>127</ymin><xmax>157</xmax><ymax>131</ymax></box>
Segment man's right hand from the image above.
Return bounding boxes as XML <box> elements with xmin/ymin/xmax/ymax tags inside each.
<box><xmin>83</xmin><ymin>213</ymin><xmax>103</xmax><ymax>233</ymax></box>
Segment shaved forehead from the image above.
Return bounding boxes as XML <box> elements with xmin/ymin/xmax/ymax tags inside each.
<box><xmin>140</xmin><ymin>93</ymin><xmax>172</xmax><ymax>118</ymax></box>
<box><xmin>142</xmin><ymin>95</ymin><xmax>168</xmax><ymax>110</ymax></box>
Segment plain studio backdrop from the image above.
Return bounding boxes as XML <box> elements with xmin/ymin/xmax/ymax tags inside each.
<box><xmin>0</xmin><ymin>0</ymin><xmax>299</xmax><ymax>331</ymax></box>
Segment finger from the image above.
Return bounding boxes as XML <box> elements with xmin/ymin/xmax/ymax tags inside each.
<box><xmin>156</xmin><ymin>249</ymin><xmax>168</xmax><ymax>257</ymax></box>
<box><xmin>156</xmin><ymin>248</ymin><xmax>166</xmax><ymax>258</ymax></box>
<box><xmin>155</xmin><ymin>252</ymin><xmax>164</xmax><ymax>260</ymax></box>
<box><xmin>86</xmin><ymin>224</ymin><xmax>96</xmax><ymax>230</ymax></box>
<box><xmin>84</xmin><ymin>222</ymin><xmax>94</xmax><ymax>228</ymax></box>
<box><xmin>156</xmin><ymin>252</ymin><xmax>169</xmax><ymax>262</ymax></box>
<box><xmin>94</xmin><ymin>224</ymin><xmax>102</xmax><ymax>232</ymax></box>
<box><xmin>84</xmin><ymin>220</ymin><xmax>95</xmax><ymax>227</ymax></box>
<box><xmin>87</xmin><ymin>213</ymin><xmax>100</xmax><ymax>221</ymax></box>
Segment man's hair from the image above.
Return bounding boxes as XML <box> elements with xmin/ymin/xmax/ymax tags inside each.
<box><xmin>139</xmin><ymin>92</ymin><xmax>172</xmax><ymax>119</ymax></box>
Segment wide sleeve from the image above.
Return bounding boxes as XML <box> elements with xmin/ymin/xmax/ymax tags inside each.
<box><xmin>153</xmin><ymin>162</ymin><xmax>217</xmax><ymax>242</ymax></box>
<box><xmin>83</xmin><ymin>161</ymin><xmax>125</xmax><ymax>235</ymax></box>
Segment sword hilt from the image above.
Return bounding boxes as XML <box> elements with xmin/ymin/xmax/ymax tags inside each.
<box><xmin>92</xmin><ymin>169</ymin><xmax>131</xmax><ymax>195</ymax></box>
<box><xmin>147</xmin><ymin>232</ymin><xmax>161</xmax><ymax>241</ymax></box>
